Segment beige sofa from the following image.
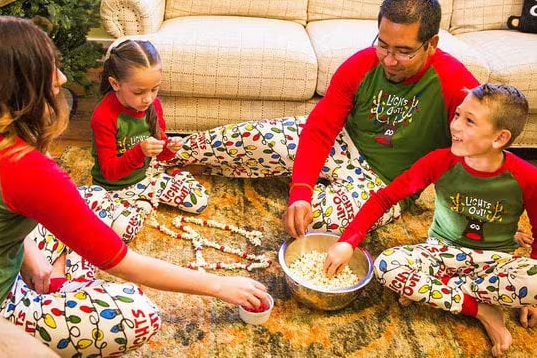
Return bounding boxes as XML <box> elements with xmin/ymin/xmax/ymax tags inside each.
<box><xmin>100</xmin><ymin>0</ymin><xmax>537</xmax><ymax>148</ymax></box>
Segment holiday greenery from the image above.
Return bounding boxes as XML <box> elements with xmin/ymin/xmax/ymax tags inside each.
<box><xmin>0</xmin><ymin>0</ymin><xmax>105</xmax><ymax>92</ymax></box>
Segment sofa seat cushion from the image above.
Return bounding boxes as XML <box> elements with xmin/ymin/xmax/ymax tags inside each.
<box><xmin>455</xmin><ymin>30</ymin><xmax>537</xmax><ymax>113</ymax></box>
<box><xmin>307</xmin><ymin>20</ymin><xmax>489</xmax><ymax>96</ymax></box>
<box><xmin>160</xmin><ymin>96</ymin><xmax>319</xmax><ymax>132</ymax></box>
<box><xmin>116</xmin><ymin>16</ymin><xmax>318</xmax><ymax>102</ymax></box>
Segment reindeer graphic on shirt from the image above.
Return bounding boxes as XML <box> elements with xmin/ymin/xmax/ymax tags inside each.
<box><xmin>449</xmin><ymin>192</ymin><xmax>506</xmax><ymax>241</ymax></box>
<box><xmin>370</xmin><ymin>89</ymin><xmax>420</xmax><ymax>147</ymax></box>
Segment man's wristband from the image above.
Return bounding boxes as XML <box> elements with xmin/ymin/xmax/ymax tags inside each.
<box><xmin>289</xmin><ymin>182</ymin><xmax>314</xmax><ymax>195</ymax></box>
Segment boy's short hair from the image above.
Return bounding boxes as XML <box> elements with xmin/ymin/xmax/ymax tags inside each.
<box><xmin>469</xmin><ymin>84</ymin><xmax>529</xmax><ymax>148</ymax></box>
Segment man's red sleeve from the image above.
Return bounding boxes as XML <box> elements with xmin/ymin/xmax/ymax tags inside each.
<box><xmin>434</xmin><ymin>49</ymin><xmax>480</xmax><ymax>125</ymax></box>
<box><xmin>289</xmin><ymin>50</ymin><xmax>376</xmax><ymax>204</ymax></box>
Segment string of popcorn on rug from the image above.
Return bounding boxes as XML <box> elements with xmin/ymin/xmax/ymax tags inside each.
<box><xmin>145</xmin><ymin>158</ymin><xmax>271</xmax><ymax>271</ymax></box>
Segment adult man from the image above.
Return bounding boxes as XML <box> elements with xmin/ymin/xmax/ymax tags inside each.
<box><xmin>283</xmin><ymin>0</ymin><xmax>479</xmax><ymax>238</ymax></box>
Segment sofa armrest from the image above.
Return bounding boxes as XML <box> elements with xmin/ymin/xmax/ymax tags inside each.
<box><xmin>100</xmin><ymin>0</ymin><xmax>165</xmax><ymax>38</ymax></box>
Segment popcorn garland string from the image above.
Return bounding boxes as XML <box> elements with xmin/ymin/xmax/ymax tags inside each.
<box><xmin>145</xmin><ymin>158</ymin><xmax>271</xmax><ymax>271</ymax></box>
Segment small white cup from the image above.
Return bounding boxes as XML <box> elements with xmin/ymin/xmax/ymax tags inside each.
<box><xmin>238</xmin><ymin>293</ymin><xmax>274</xmax><ymax>325</ymax></box>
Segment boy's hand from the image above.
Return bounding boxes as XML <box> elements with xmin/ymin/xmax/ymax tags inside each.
<box><xmin>514</xmin><ymin>231</ymin><xmax>533</xmax><ymax>248</ymax></box>
<box><xmin>165</xmin><ymin>136</ymin><xmax>184</xmax><ymax>153</ymax></box>
<box><xmin>324</xmin><ymin>242</ymin><xmax>353</xmax><ymax>277</ymax></box>
<box><xmin>519</xmin><ymin>306</ymin><xmax>537</xmax><ymax>328</ymax></box>
<box><xmin>141</xmin><ymin>137</ymin><xmax>166</xmax><ymax>157</ymax></box>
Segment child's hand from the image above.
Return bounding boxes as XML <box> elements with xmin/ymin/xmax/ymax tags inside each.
<box><xmin>141</xmin><ymin>137</ymin><xmax>166</xmax><ymax>157</ymax></box>
<box><xmin>514</xmin><ymin>231</ymin><xmax>534</xmax><ymax>248</ymax></box>
<box><xmin>165</xmin><ymin>136</ymin><xmax>184</xmax><ymax>153</ymax></box>
<box><xmin>324</xmin><ymin>242</ymin><xmax>354</xmax><ymax>277</ymax></box>
<box><xmin>519</xmin><ymin>306</ymin><xmax>537</xmax><ymax>328</ymax></box>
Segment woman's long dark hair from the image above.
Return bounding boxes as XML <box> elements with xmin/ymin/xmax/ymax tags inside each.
<box><xmin>100</xmin><ymin>39</ymin><xmax>162</xmax><ymax>138</ymax></box>
<box><xmin>0</xmin><ymin>16</ymin><xmax>69</xmax><ymax>156</ymax></box>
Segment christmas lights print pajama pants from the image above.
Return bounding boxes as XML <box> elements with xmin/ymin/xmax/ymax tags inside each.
<box><xmin>374</xmin><ymin>243</ymin><xmax>537</xmax><ymax>314</ymax></box>
<box><xmin>110</xmin><ymin>170</ymin><xmax>209</xmax><ymax>215</ymax></box>
<box><xmin>166</xmin><ymin>115</ymin><xmax>400</xmax><ymax>235</ymax></box>
<box><xmin>0</xmin><ymin>185</ymin><xmax>161</xmax><ymax>356</ymax></box>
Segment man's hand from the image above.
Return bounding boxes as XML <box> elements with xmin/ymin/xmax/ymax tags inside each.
<box><xmin>20</xmin><ymin>238</ymin><xmax>53</xmax><ymax>293</ymax></box>
<box><xmin>324</xmin><ymin>242</ymin><xmax>354</xmax><ymax>277</ymax></box>
<box><xmin>519</xmin><ymin>306</ymin><xmax>537</xmax><ymax>328</ymax></box>
<box><xmin>140</xmin><ymin>137</ymin><xmax>166</xmax><ymax>157</ymax></box>
<box><xmin>282</xmin><ymin>200</ymin><xmax>312</xmax><ymax>239</ymax></box>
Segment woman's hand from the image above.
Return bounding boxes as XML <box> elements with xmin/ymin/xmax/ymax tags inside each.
<box><xmin>324</xmin><ymin>242</ymin><xmax>354</xmax><ymax>277</ymax></box>
<box><xmin>20</xmin><ymin>237</ymin><xmax>53</xmax><ymax>293</ymax></box>
<box><xmin>107</xmin><ymin>249</ymin><xmax>268</xmax><ymax>309</ymax></box>
<box><xmin>282</xmin><ymin>200</ymin><xmax>312</xmax><ymax>239</ymax></box>
<box><xmin>519</xmin><ymin>306</ymin><xmax>537</xmax><ymax>328</ymax></box>
<box><xmin>165</xmin><ymin>136</ymin><xmax>184</xmax><ymax>153</ymax></box>
<box><xmin>140</xmin><ymin>137</ymin><xmax>166</xmax><ymax>157</ymax></box>
<box><xmin>213</xmin><ymin>276</ymin><xmax>268</xmax><ymax>309</ymax></box>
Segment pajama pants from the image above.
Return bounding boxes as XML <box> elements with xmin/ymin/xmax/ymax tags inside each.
<box><xmin>110</xmin><ymin>170</ymin><xmax>208</xmax><ymax>215</ymax></box>
<box><xmin>166</xmin><ymin>116</ymin><xmax>400</xmax><ymax>235</ymax></box>
<box><xmin>0</xmin><ymin>185</ymin><xmax>161</xmax><ymax>357</ymax></box>
<box><xmin>374</xmin><ymin>242</ymin><xmax>537</xmax><ymax>314</ymax></box>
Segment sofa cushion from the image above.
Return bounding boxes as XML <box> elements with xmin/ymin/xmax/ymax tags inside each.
<box><xmin>307</xmin><ymin>19</ymin><xmax>377</xmax><ymax>96</ymax></box>
<box><xmin>164</xmin><ymin>0</ymin><xmax>308</xmax><ymax>25</ymax></box>
<box><xmin>455</xmin><ymin>30</ymin><xmax>537</xmax><ymax>112</ymax></box>
<box><xmin>436</xmin><ymin>30</ymin><xmax>490</xmax><ymax>83</ymax></box>
<box><xmin>307</xmin><ymin>20</ymin><xmax>489</xmax><ymax>96</ymax></box>
<box><xmin>160</xmin><ymin>96</ymin><xmax>319</xmax><ymax>132</ymax></box>
<box><xmin>307</xmin><ymin>0</ymin><xmax>453</xmax><ymax>30</ymax></box>
<box><xmin>116</xmin><ymin>16</ymin><xmax>318</xmax><ymax>101</ymax></box>
<box><xmin>450</xmin><ymin>0</ymin><xmax>524</xmax><ymax>34</ymax></box>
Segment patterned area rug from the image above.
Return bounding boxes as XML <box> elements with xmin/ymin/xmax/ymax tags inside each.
<box><xmin>57</xmin><ymin>146</ymin><xmax>535</xmax><ymax>358</ymax></box>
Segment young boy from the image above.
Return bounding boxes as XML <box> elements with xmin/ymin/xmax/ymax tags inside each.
<box><xmin>323</xmin><ymin>84</ymin><xmax>537</xmax><ymax>357</ymax></box>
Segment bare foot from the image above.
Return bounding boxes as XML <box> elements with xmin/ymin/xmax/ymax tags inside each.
<box><xmin>476</xmin><ymin>303</ymin><xmax>512</xmax><ymax>357</ymax></box>
<box><xmin>398</xmin><ymin>296</ymin><xmax>414</xmax><ymax>307</ymax></box>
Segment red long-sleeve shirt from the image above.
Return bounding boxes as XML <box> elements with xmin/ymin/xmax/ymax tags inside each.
<box><xmin>91</xmin><ymin>92</ymin><xmax>175</xmax><ymax>190</ymax></box>
<box><xmin>0</xmin><ymin>137</ymin><xmax>127</xmax><ymax>302</ymax></box>
<box><xmin>339</xmin><ymin>148</ymin><xmax>537</xmax><ymax>258</ymax></box>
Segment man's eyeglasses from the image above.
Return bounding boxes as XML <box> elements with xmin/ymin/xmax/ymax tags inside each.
<box><xmin>372</xmin><ymin>34</ymin><xmax>427</xmax><ymax>62</ymax></box>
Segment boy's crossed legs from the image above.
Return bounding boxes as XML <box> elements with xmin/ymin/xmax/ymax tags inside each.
<box><xmin>374</xmin><ymin>243</ymin><xmax>537</xmax><ymax>356</ymax></box>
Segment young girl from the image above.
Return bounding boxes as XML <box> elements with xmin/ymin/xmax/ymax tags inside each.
<box><xmin>0</xmin><ymin>16</ymin><xmax>267</xmax><ymax>357</ymax></box>
<box><xmin>91</xmin><ymin>39</ymin><xmax>208</xmax><ymax>217</ymax></box>
<box><xmin>324</xmin><ymin>84</ymin><xmax>537</xmax><ymax>357</ymax></box>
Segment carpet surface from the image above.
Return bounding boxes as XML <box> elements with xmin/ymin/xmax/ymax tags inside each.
<box><xmin>57</xmin><ymin>146</ymin><xmax>536</xmax><ymax>358</ymax></box>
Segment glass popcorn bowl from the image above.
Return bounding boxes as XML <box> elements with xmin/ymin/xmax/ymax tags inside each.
<box><xmin>238</xmin><ymin>293</ymin><xmax>274</xmax><ymax>325</ymax></box>
<box><xmin>278</xmin><ymin>232</ymin><xmax>374</xmax><ymax>311</ymax></box>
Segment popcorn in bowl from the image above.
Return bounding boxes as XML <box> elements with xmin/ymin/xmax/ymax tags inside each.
<box><xmin>288</xmin><ymin>250</ymin><xmax>360</xmax><ymax>289</ymax></box>
<box><xmin>278</xmin><ymin>232</ymin><xmax>374</xmax><ymax>311</ymax></box>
